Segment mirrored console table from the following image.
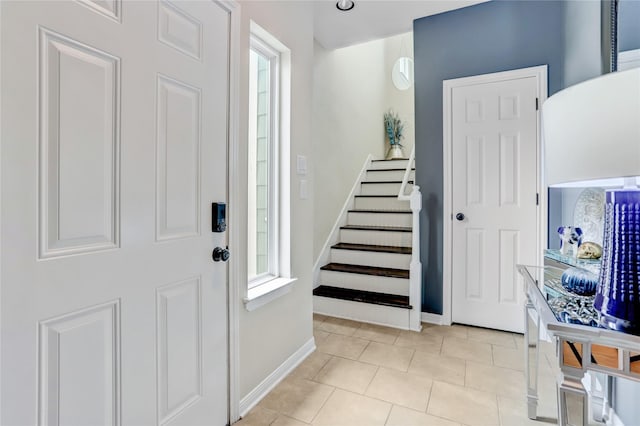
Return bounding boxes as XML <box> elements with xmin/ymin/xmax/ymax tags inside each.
<box><xmin>517</xmin><ymin>265</ymin><xmax>640</xmax><ymax>426</ymax></box>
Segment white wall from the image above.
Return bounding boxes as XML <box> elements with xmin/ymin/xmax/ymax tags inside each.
<box><xmin>312</xmin><ymin>32</ymin><xmax>415</xmax><ymax>259</ymax></box>
<box><xmin>237</xmin><ymin>0</ymin><xmax>314</xmax><ymax>401</ymax></box>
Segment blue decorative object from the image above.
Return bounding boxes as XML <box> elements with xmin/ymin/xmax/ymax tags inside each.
<box><xmin>548</xmin><ymin>296</ymin><xmax>599</xmax><ymax>327</ymax></box>
<box><xmin>594</xmin><ymin>189</ymin><xmax>640</xmax><ymax>334</ymax></box>
<box><xmin>560</xmin><ymin>267</ymin><xmax>599</xmax><ymax>296</ymax></box>
<box><xmin>557</xmin><ymin>226</ymin><xmax>583</xmax><ymax>256</ymax></box>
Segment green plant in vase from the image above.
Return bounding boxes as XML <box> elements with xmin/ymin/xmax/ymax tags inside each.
<box><xmin>384</xmin><ymin>110</ymin><xmax>405</xmax><ymax>159</ymax></box>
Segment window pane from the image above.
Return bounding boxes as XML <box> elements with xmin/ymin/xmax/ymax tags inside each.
<box><xmin>248</xmin><ymin>49</ymin><xmax>271</xmax><ymax>280</ymax></box>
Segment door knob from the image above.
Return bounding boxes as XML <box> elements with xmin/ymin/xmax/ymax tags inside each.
<box><xmin>455</xmin><ymin>213</ymin><xmax>465</xmax><ymax>221</ymax></box>
<box><xmin>212</xmin><ymin>246</ymin><xmax>230</xmax><ymax>262</ymax></box>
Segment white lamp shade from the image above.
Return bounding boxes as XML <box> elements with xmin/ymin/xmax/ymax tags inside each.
<box><xmin>543</xmin><ymin>68</ymin><xmax>640</xmax><ymax>185</ymax></box>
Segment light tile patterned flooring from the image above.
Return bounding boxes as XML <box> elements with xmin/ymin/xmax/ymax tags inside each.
<box><xmin>236</xmin><ymin>315</ymin><xmax>562</xmax><ymax>426</ymax></box>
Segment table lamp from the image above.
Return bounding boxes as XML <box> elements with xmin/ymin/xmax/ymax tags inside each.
<box><xmin>543</xmin><ymin>68</ymin><xmax>640</xmax><ymax>333</ymax></box>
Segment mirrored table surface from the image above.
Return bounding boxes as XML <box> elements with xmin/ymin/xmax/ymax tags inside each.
<box><xmin>517</xmin><ymin>264</ymin><xmax>640</xmax><ymax>426</ymax></box>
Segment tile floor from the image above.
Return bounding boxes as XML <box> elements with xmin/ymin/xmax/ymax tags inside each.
<box><xmin>236</xmin><ymin>315</ymin><xmax>563</xmax><ymax>426</ymax></box>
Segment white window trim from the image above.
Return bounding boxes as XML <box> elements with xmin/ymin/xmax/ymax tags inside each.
<box><xmin>245</xmin><ymin>277</ymin><xmax>297</xmax><ymax>312</ymax></box>
<box><xmin>248</xmin><ymin>35</ymin><xmax>279</xmax><ymax>289</ymax></box>
<box><xmin>244</xmin><ymin>21</ymin><xmax>294</xmax><ymax>311</ymax></box>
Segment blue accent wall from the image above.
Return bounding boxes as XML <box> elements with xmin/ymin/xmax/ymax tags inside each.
<box><xmin>413</xmin><ymin>0</ymin><xmax>602</xmax><ymax>314</ymax></box>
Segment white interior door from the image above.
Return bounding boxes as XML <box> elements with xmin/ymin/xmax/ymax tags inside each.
<box><xmin>450</xmin><ymin>74</ymin><xmax>539</xmax><ymax>333</ymax></box>
<box><xmin>1</xmin><ymin>1</ymin><xmax>230</xmax><ymax>424</ymax></box>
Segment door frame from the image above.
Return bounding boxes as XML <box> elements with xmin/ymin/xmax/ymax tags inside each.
<box><xmin>441</xmin><ymin>65</ymin><xmax>548</xmax><ymax>327</ymax></box>
<box><xmin>220</xmin><ymin>0</ymin><xmax>241</xmax><ymax>424</ymax></box>
<box><xmin>179</xmin><ymin>0</ymin><xmax>243</xmax><ymax>421</ymax></box>
<box><xmin>0</xmin><ymin>0</ymin><xmax>242</xmax><ymax>423</ymax></box>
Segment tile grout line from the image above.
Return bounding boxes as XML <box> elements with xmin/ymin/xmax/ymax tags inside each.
<box><xmin>382</xmin><ymin>402</ymin><xmax>393</xmax><ymax>426</ymax></box>
<box><xmin>406</xmin><ymin>347</ymin><xmax>417</xmax><ymax>373</ymax></box>
<box><xmin>362</xmin><ymin>361</ymin><xmax>380</xmax><ymax>395</ymax></box>
<box><xmin>423</xmin><ymin>378</ymin><xmax>435</xmax><ymax>414</ymax></box>
<box><xmin>491</xmin><ymin>343</ymin><xmax>496</xmax><ymax>366</ymax></box>
<box><xmin>495</xmin><ymin>392</ymin><xmax>502</xmax><ymax>426</ymax></box>
<box><xmin>308</xmin><ymin>385</ymin><xmax>336</xmax><ymax>425</ymax></box>
<box><xmin>463</xmin><ymin>359</ymin><xmax>468</xmax><ymax>388</ymax></box>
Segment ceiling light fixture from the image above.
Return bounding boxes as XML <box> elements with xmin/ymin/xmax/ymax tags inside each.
<box><xmin>336</xmin><ymin>0</ymin><xmax>355</xmax><ymax>11</ymax></box>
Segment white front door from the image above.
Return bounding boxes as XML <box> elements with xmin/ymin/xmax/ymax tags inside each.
<box><xmin>1</xmin><ymin>1</ymin><xmax>230</xmax><ymax>424</ymax></box>
<box><xmin>449</xmin><ymin>72</ymin><xmax>540</xmax><ymax>333</ymax></box>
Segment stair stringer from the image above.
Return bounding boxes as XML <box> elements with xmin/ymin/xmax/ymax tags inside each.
<box><xmin>312</xmin><ymin>155</ymin><xmax>373</xmax><ymax>289</ymax></box>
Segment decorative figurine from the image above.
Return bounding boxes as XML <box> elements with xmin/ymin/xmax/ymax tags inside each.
<box><xmin>576</xmin><ymin>241</ymin><xmax>603</xmax><ymax>259</ymax></box>
<box><xmin>557</xmin><ymin>226</ymin><xmax>583</xmax><ymax>256</ymax></box>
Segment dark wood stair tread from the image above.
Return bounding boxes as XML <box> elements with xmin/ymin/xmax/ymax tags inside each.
<box><xmin>348</xmin><ymin>209</ymin><xmax>412</xmax><ymax>214</ymax></box>
<box><xmin>320</xmin><ymin>262</ymin><xmax>409</xmax><ymax>279</ymax></box>
<box><xmin>341</xmin><ymin>224</ymin><xmax>411</xmax><ymax>232</ymax></box>
<box><xmin>361</xmin><ymin>180</ymin><xmax>414</xmax><ymax>184</ymax></box>
<box><xmin>332</xmin><ymin>243</ymin><xmax>411</xmax><ymax>255</ymax></box>
<box><xmin>313</xmin><ymin>285</ymin><xmax>411</xmax><ymax>309</ymax></box>
<box><xmin>367</xmin><ymin>168</ymin><xmax>415</xmax><ymax>172</ymax></box>
<box><xmin>355</xmin><ymin>195</ymin><xmax>408</xmax><ymax>198</ymax></box>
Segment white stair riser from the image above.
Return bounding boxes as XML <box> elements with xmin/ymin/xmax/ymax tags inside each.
<box><xmin>360</xmin><ymin>182</ymin><xmax>413</xmax><ymax>196</ymax></box>
<box><xmin>340</xmin><ymin>229</ymin><xmax>412</xmax><ymax>246</ymax></box>
<box><xmin>368</xmin><ymin>159</ymin><xmax>410</xmax><ymax>170</ymax></box>
<box><xmin>355</xmin><ymin>197</ymin><xmax>409</xmax><ymax>210</ymax></box>
<box><xmin>347</xmin><ymin>212</ymin><xmax>412</xmax><ymax>227</ymax></box>
<box><xmin>313</xmin><ymin>296</ymin><xmax>411</xmax><ymax>330</ymax></box>
<box><xmin>365</xmin><ymin>170</ymin><xmax>414</xmax><ymax>182</ymax></box>
<box><xmin>330</xmin><ymin>249</ymin><xmax>410</xmax><ymax>270</ymax></box>
<box><xmin>319</xmin><ymin>270</ymin><xmax>409</xmax><ymax>296</ymax></box>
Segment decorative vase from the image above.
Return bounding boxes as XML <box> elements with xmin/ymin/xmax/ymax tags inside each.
<box><xmin>561</xmin><ymin>267</ymin><xmax>599</xmax><ymax>296</ymax></box>
<box><xmin>386</xmin><ymin>145</ymin><xmax>405</xmax><ymax>160</ymax></box>
<box><xmin>594</xmin><ymin>189</ymin><xmax>640</xmax><ymax>334</ymax></box>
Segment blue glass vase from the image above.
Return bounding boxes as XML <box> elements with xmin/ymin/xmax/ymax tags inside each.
<box><xmin>594</xmin><ymin>189</ymin><xmax>640</xmax><ymax>334</ymax></box>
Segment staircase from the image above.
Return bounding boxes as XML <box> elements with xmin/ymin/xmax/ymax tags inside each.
<box><xmin>313</xmin><ymin>157</ymin><xmax>422</xmax><ymax>331</ymax></box>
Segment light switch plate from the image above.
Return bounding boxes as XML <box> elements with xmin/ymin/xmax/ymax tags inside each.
<box><xmin>299</xmin><ymin>179</ymin><xmax>308</xmax><ymax>199</ymax></box>
<box><xmin>297</xmin><ymin>155</ymin><xmax>307</xmax><ymax>175</ymax></box>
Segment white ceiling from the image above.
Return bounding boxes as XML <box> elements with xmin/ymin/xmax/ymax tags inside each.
<box><xmin>313</xmin><ymin>0</ymin><xmax>488</xmax><ymax>50</ymax></box>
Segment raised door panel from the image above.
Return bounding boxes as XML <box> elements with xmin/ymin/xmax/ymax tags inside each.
<box><xmin>465</xmin><ymin>98</ymin><xmax>485</xmax><ymax>123</ymax></box>
<box><xmin>465</xmin><ymin>136</ymin><xmax>485</xmax><ymax>206</ymax></box>
<box><xmin>156</xmin><ymin>75</ymin><xmax>201</xmax><ymax>241</ymax></box>
<box><xmin>498</xmin><ymin>230</ymin><xmax>520</xmax><ymax>304</ymax></box>
<box><xmin>499</xmin><ymin>133</ymin><xmax>521</xmax><ymax>206</ymax></box>
<box><xmin>38</xmin><ymin>28</ymin><xmax>120</xmax><ymax>259</ymax></box>
<box><xmin>39</xmin><ymin>301</ymin><xmax>120</xmax><ymax>426</ymax></box>
<box><xmin>498</xmin><ymin>94</ymin><xmax>520</xmax><ymax>121</ymax></box>
<box><xmin>156</xmin><ymin>278</ymin><xmax>202</xmax><ymax>425</ymax></box>
<box><xmin>157</xmin><ymin>0</ymin><xmax>202</xmax><ymax>60</ymax></box>
<box><xmin>465</xmin><ymin>229</ymin><xmax>485</xmax><ymax>300</ymax></box>
<box><xmin>77</xmin><ymin>0</ymin><xmax>121</xmax><ymax>22</ymax></box>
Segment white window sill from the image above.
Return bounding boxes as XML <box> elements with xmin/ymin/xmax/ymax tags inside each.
<box><xmin>244</xmin><ymin>277</ymin><xmax>297</xmax><ymax>312</ymax></box>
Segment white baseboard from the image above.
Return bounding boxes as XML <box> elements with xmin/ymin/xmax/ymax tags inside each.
<box><xmin>239</xmin><ymin>337</ymin><xmax>316</xmax><ymax>417</ymax></box>
<box><xmin>421</xmin><ymin>312</ymin><xmax>444</xmax><ymax>325</ymax></box>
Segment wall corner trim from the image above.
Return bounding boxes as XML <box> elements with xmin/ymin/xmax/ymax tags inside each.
<box><xmin>239</xmin><ymin>337</ymin><xmax>316</xmax><ymax>417</ymax></box>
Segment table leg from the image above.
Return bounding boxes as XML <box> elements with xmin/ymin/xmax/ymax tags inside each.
<box><xmin>557</xmin><ymin>340</ymin><xmax>588</xmax><ymax>426</ymax></box>
<box><xmin>524</xmin><ymin>299</ymin><xmax>539</xmax><ymax>419</ymax></box>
